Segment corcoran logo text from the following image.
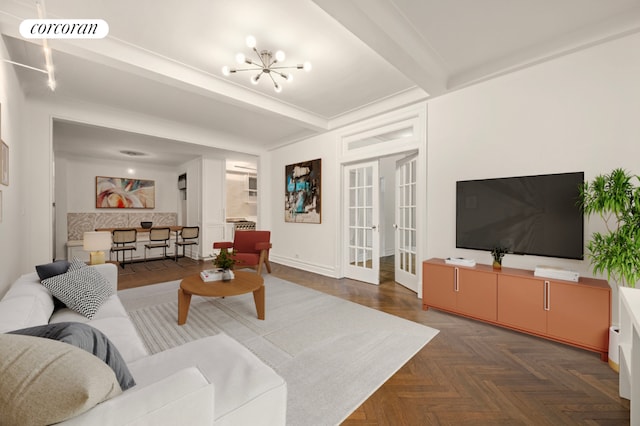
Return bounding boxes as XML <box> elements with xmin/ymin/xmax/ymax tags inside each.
<box><xmin>19</xmin><ymin>19</ymin><xmax>109</xmax><ymax>39</ymax></box>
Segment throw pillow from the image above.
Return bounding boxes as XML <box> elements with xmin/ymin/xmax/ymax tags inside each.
<box><xmin>68</xmin><ymin>256</ymin><xmax>88</xmax><ymax>271</ymax></box>
<box><xmin>35</xmin><ymin>259</ymin><xmax>71</xmax><ymax>280</ymax></box>
<box><xmin>9</xmin><ymin>322</ymin><xmax>136</xmax><ymax>390</ymax></box>
<box><xmin>0</xmin><ymin>333</ymin><xmax>121</xmax><ymax>425</ymax></box>
<box><xmin>35</xmin><ymin>260</ymin><xmax>71</xmax><ymax>310</ymax></box>
<box><xmin>41</xmin><ymin>264</ymin><xmax>114</xmax><ymax>319</ymax></box>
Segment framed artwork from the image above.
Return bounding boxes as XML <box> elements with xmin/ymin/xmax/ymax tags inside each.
<box><xmin>285</xmin><ymin>158</ymin><xmax>321</xmax><ymax>223</ymax></box>
<box><xmin>96</xmin><ymin>176</ymin><xmax>155</xmax><ymax>209</ymax></box>
<box><xmin>0</xmin><ymin>140</ymin><xmax>7</xmax><ymax>186</ymax></box>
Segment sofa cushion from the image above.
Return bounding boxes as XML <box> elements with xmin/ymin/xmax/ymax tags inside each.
<box><xmin>9</xmin><ymin>322</ymin><xmax>136</xmax><ymax>391</ymax></box>
<box><xmin>128</xmin><ymin>334</ymin><xmax>287</xmax><ymax>424</ymax></box>
<box><xmin>0</xmin><ymin>333</ymin><xmax>122</xmax><ymax>425</ymax></box>
<box><xmin>50</xmin><ymin>294</ymin><xmax>130</xmax><ymax>324</ymax></box>
<box><xmin>1</xmin><ymin>273</ymin><xmax>55</xmax><ymax>323</ymax></box>
<box><xmin>36</xmin><ymin>260</ymin><xmax>72</xmax><ymax>310</ymax></box>
<box><xmin>42</xmin><ymin>263</ymin><xmax>114</xmax><ymax>319</ymax></box>
<box><xmin>0</xmin><ymin>296</ymin><xmax>51</xmax><ymax>333</ymax></box>
<box><xmin>84</xmin><ymin>316</ymin><xmax>150</xmax><ymax>363</ymax></box>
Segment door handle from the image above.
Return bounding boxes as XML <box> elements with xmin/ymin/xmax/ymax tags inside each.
<box><xmin>454</xmin><ymin>267</ymin><xmax>459</xmax><ymax>292</ymax></box>
<box><xmin>393</xmin><ymin>224</ymin><xmax>398</xmax><ymax>229</ymax></box>
<box><xmin>544</xmin><ymin>281</ymin><xmax>550</xmax><ymax>311</ymax></box>
<box><xmin>370</xmin><ymin>225</ymin><xmax>377</xmax><ymax>230</ymax></box>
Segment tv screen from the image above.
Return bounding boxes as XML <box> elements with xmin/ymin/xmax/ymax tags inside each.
<box><xmin>456</xmin><ymin>172</ymin><xmax>584</xmax><ymax>260</ymax></box>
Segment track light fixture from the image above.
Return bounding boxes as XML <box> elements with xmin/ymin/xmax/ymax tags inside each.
<box><xmin>36</xmin><ymin>0</ymin><xmax>56</xmax><ymax>91</ymax></box>
<box><xmin>222</xmin><ymin>36</ymin><xmax>311</xmax><ymax>93</ymax></box>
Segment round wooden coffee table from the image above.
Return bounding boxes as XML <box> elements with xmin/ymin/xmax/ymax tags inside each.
<box><xmin>178</xmin><ymin>271</ymin><xmax>265</xmax><ymax>325</ymax></box>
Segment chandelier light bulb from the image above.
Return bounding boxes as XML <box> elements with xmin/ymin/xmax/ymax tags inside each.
<box><xmin>275</xmin><ymin>50</ymin><xmax>286</xmax><ymax>62</ymax></box>
<box><xmin>274</xmin><ymin>83</ymin><xmax>282</xmax><ymax>93</ymax></box>
<box><xmin>235</xmin><ymin>53</ymin><xmax>246</xmax><ymax>64</ymax></box>
<box><xmin>303</xmin><ymin>61</ymin><xmax>312</xmax><ymax>72</ymax></box>
<box><xmin>286</xmin><ymin>73</ymin><xmax>293</xmax><ymax>82</ymax></box>
<box><xmin>246</xmin><ymin>35</ymin><xmax>256</xmax><ymax>49</ymax></box>
<box><xmin>222</xmin><ymin>65</ymin><xmax>231</xmax><ymax>76</ymax></box>
<box><xmin>251</xmin><ymin>74</ymin><xmax>260</xmax><ymax>85</ymax></box>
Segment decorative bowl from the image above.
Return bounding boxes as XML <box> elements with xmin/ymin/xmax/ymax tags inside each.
<box><xmin>140</xmin><ymin>221</ymin><xmax>153</xmax><ymax>229</ymax></box>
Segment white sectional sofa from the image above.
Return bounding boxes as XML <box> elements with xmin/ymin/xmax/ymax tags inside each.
<box><xmin>0</xmin><ymin>263</ymin><xmax>287</xmax><ymax>425</ymax></box>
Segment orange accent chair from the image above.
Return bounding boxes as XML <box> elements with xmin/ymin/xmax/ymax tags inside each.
<box><xmin>213</xmin><ymin>230</ymin><xmax>272</xmax><ymax>275</ymax></box>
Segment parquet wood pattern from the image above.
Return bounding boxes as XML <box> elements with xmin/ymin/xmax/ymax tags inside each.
<box><xmin>117</xmin><ymin>257</ymin><xmax>630</xmax><ymax>425</ymax></box>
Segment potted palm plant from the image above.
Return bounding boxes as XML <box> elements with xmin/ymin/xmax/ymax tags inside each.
<box><xmin>580</xmin><ymin>167</ymin><xmax>640</xmax><ymax>371</ymax></box>
<box><xmin>580</xmin><ymin>168</ymin><xmax>640</xmax><ymax>288</ymax></box>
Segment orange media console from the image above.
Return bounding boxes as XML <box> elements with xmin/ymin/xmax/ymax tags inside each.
<box><xmin>422</xmin><ymin>258</ymin><xmax>611</xmax><ymax>361</ymax></box>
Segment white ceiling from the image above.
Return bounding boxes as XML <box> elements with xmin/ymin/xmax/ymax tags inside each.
<box><xmin>2</xmin><ymin>0</ymin><xmax>640</xmax><ymax>166</ymax></box>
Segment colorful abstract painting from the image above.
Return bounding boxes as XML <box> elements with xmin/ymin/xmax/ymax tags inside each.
<box><xmin>96</xmin><ymin>176</ymin><xmax>155</xmax><ymax>209</ymax></box>
<box><xmin>285</xmin><ymin>158</ymin><xmax>321</xmax><ymax>223</ymax></box>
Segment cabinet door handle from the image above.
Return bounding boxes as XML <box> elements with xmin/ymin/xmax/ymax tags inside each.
<box><xmin>544</xmin><ymin>281</ymin><xmax>550</xmax><ymax>311</ymax></box>
<box><xmin>454</xmin><ymin>267</ymin><xmax>459</xmax><ymax>292</ymax></box>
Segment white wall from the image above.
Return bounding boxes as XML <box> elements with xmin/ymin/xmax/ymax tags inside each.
<box><xmin>0</xmin><ymin>38</ymin><xmax>27</xmax><ymax>296</ymax></box>
<box><xmin>426</xmin><ymin>32</ymin><xmax>640</xmax><ymax>273</ymax></box>
<box><xmin>54</xmin><ymin>153</ymin><xmax>181</xmax><ymax>259</ymax></box>
<box><xmin>426</xmin><ymin>32</ymin><xmax>640</xmax><ymax>320</ymax></box>
<box><xmin>267</xmin><ymin>131</ymin><xmax>339</xmax><ymax>276</ymax></box>
<box><xmin>266</xmin><ymin>32</ymin><xmax>640</xmax><ymax>321</ymax></box>
<box><xmin>267</xmin><ymin>104</ymin><xmax>425</xmax><ymax>279</ymax></box>
<box><xmin>201</xmin><ymin>156</ymin><xmax>227</xmax><ymax>258</ymax></box>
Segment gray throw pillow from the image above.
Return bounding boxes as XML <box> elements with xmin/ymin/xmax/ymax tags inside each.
<box><xmin>36</xmin><ymin>260</ymin><xmax>72</xmax><ymax>310</ymax></box>
<box><xmin>35</xmin><ymin>260</ymin><xmax>71</xmax><ymax>280</ymax></box>
<box><xmin>9</xmin><ymin>322</ymin><xmax>136</xmax><ymax>390</ymax></box>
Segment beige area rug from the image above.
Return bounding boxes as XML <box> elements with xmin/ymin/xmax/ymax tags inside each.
<box><xmin>119</xmin><ymin>275</ymin><xmax>439</xmax><ymax>426</ymax></box>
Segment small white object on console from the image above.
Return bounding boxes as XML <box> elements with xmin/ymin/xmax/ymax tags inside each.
<box><xmin>444</xmin><ymin>257</ymin><xmax>476</xmax><ymax>267</ymax></box>
<box><xmin>534</xmin><ymin>265</ymin><xmax>579</xmax><ymax>282</ymax></box>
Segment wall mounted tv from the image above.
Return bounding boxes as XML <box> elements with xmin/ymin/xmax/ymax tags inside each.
<box><xmin>456</xmin><ymin>171</ymin><xmax>584</xmax><ymax>260</ymax></box>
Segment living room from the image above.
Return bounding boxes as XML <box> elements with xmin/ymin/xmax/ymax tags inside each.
<box><xmin>1</xmin><ymin>1</ymin><xmax>640</xmax><ymax>424</ymax></box>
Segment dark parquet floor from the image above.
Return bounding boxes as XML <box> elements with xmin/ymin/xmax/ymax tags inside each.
<box><xmin>116</xmin><ymin>256</ymin><xmax>630</xmax><ymax>425</ymax></box>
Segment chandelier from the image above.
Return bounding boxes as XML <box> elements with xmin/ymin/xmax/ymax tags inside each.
<box><xmin>222</xmin><ymin>36</ymin><xmax>311</xmax><ymax>93</ymax></box>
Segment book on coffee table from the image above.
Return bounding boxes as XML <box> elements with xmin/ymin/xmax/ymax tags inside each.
<box><xmin>200</xmin><ymin>269</ymin><xmax>234</xmax><ymax>282</ymax></box>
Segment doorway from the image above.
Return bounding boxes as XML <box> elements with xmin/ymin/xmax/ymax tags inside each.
<box><xmin>339</xmin><ymin>104</ymin><xmax>426</xmax><ymax>295</ymax></box>
<box><xmin>343</xmin><ymin>151</ymin><xmax>419</xmax><ymax>292</ymax></box>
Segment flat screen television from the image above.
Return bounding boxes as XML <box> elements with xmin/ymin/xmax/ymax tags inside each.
<box><xmin>456</xmin><ymin>172</ymin><xmax>584</xmax><ymax>260</ymax></box>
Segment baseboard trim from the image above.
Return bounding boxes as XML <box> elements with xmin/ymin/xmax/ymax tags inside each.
<box><xmin>270</xmin><ymin>255</ymin><xmax>337</xmax><ymax>278</ymax></box>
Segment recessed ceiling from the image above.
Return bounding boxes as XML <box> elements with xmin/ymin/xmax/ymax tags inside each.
<box><xmin>2</xmin><ymin>0</ymin><xmax>640</xmax><ymax>164</ymax></box>
<box><xmin>52</xmin><ymin>119</ymin><xmax>257</xmax><ymax>167</ymax></box>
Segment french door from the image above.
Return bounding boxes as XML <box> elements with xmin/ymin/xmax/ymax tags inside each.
<box><xmin>343</xmin><ymin>161</ymin><xmax>380</xmax><ymax>284</ymax></box>
<box><xmin>395</xmin><ymin>154</ymin><xmax>418</xmax><ymax>292</ymax></box>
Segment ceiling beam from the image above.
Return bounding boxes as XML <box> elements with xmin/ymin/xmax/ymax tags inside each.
<box><xmin>312</xmin><ymin>0</ymin><xmax>448</xmax><ymax>97</ymax></box>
